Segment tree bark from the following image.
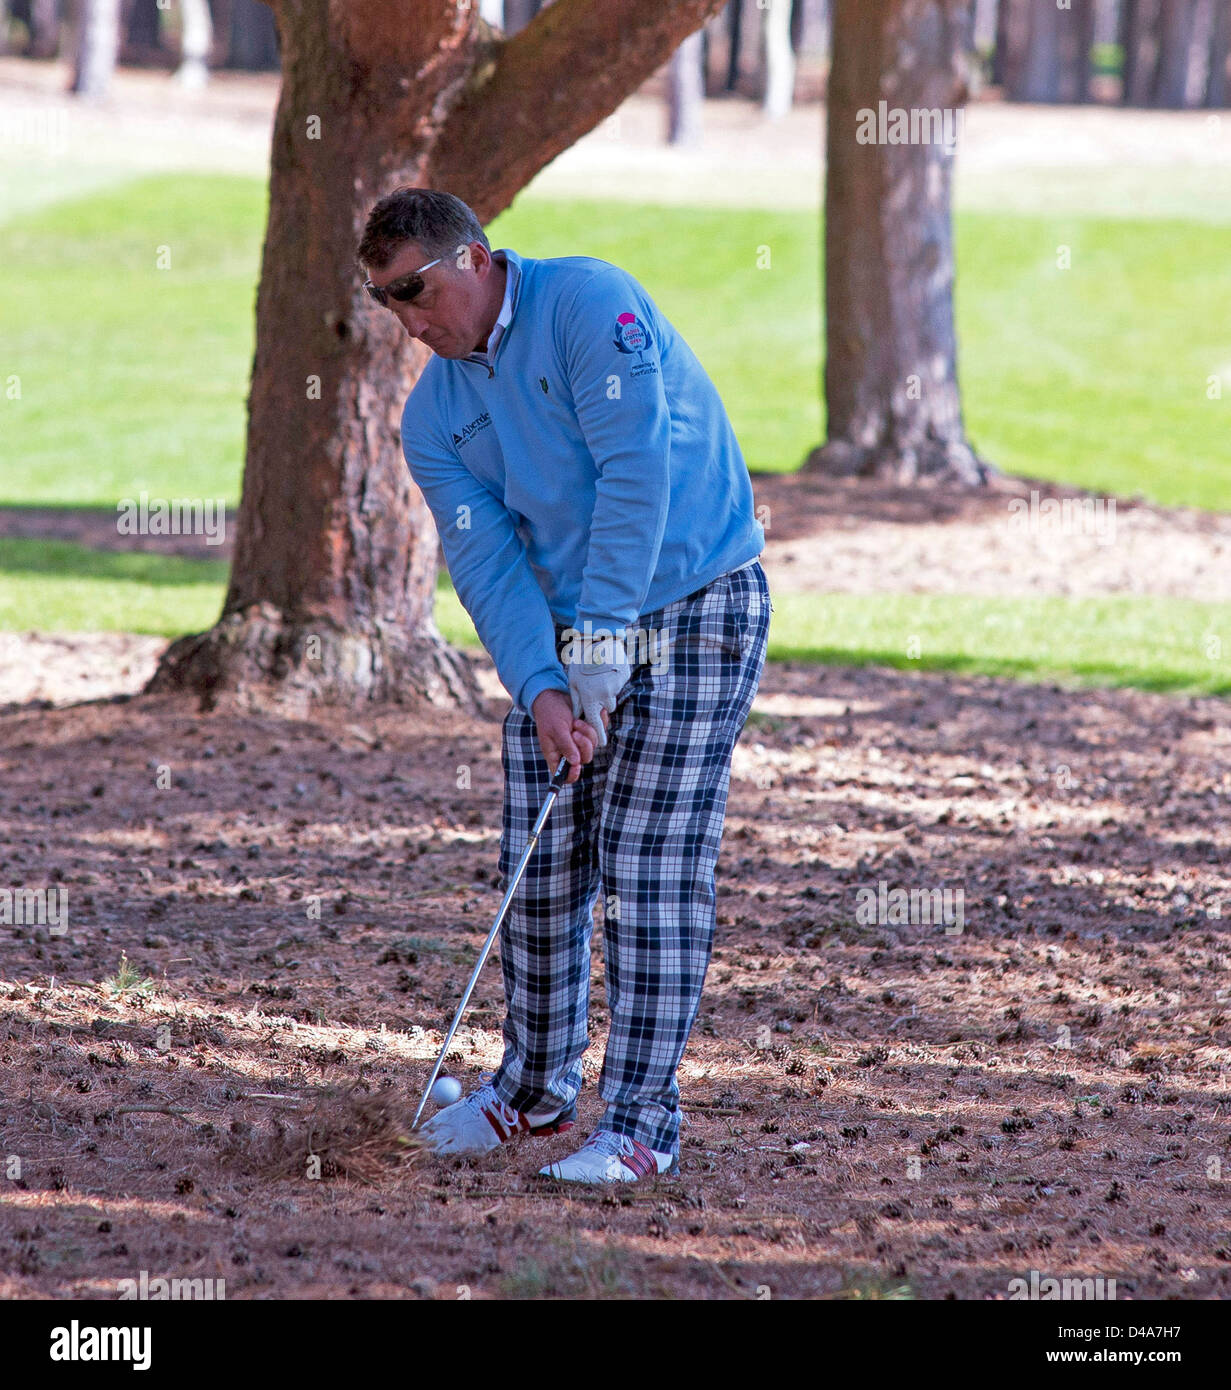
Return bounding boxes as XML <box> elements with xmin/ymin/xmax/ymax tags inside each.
<box><xmin>805</xmin><ymin>0</ymin><xmax>991</xmax><ymax>486</ymax></box>
<box><xmin>668</xmin><ymin>27</ymin><xmax>705</xmax><ymax>143</ymax></box>
<box><xmin>70</xmin><ymin>0</ymin><xmax>120</xmax><ymax>98</ymax></box>
<box><xmin>149</xmin><ymin>0</ymin><xmax>729</xmax><ymax>713</ymax></box>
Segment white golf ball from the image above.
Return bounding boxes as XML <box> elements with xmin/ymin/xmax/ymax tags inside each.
<box><xmin>430</xmin><ymin>1076</ymin><xmax>462</xmax><ymax>1107</ymax></box>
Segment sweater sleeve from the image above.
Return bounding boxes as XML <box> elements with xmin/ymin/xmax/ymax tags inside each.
<box><xmin>402</xmin><ymin>397</ymin><xmax>569</xmax><ymax>718</ymax></box>
<box><xmin>558</xmin><ymin>267</ymin><xmax>672</xmax><ymax>643</ymax></box>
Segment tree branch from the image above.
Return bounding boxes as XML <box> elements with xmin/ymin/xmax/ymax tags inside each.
<box><xmin>431</xmin><ymin>0</ymin><xmax>729</xmax><ymax>220</ymax></box>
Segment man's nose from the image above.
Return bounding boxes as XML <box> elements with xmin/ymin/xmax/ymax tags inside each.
<box><xmin>395</xmin><ymin>305</ymin><xmax>428</xmax><ymax>337</ymax></box>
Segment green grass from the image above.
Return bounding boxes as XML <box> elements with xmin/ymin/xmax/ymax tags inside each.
<box><xmin>0</xmin><ymin>538</ymin><xmax>227</xmax><ymax>635</ymax></box>
<box><xmin>3</xmin><ymin>174</ymin><xmax>1230</xmax><ymax>698</ymax></box>
<box><xmin>437</xmin><ymin>575</ymin><xmax>1231</xmax><ymax>698</ymax></box>
<box><xmin>7</xmin><ymin>539</ymin><xmax>1226</xmax><ymax>696</ymax></box>
<box><xmin>0</xmin><ymin>175</ymin><xmax>262</xmax><ymax>506</ymax></box>
<box><xmin>957</xmin><ymin>212</ymin><xmax>1231</xmax><ymax>508</ymax></box>
<box><xmin>765</xmin><ymin>591</ymin><xmax>1231</xmax><ymax>697</ymax></box>
<box><xmin>2</xmin><ymin>174</ymin><xmax>1229</xmax><ymax>504</ymax></box>
<box><xmin>487</xmin><ymin>197</ymin><xmax>821</xmax><ymax>476</ymax></box>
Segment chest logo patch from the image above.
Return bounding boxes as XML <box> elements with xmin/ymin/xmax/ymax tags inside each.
<box><xmin>452</xmin><ymin>411</ymin><xmax>492</xmax><ymax>447</ymax></box>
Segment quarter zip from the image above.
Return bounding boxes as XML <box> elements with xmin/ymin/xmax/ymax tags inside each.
<box><xmin>460</xmin><ymin>250</ymin><xmax>523</xmax><ymax>382</ymax></box>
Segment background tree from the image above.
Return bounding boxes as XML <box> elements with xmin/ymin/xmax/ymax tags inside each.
<box><xmin>1151</xmin><ymin>0</ymin><xmax>1202</xmax><ymax>106</ymax></box>
<box><xmin>70</xmin><ymin>0</ymin><xmax>120</xmax><ymax>99</ymax></box>
<box><xmin>175</xmin><ymin>0</ymin><xmax>211</xmax><ymax>87</ymax></box>
<box><xmin>806</xmin><ymin>0</ymin><xmax>990</xmax><ymax>485</ymax></box>
<box><xmin>150</xmin><ymin>0</ymin><xmax>730</xmax><ymax>712</ymax></box>
<box><xmin>998</xmin><ymin>0</ymin><xmax>1094</xmax><ymax>104</ymax></box>
<box><xmin>225</xmin><ymin>0</ymin><xmax>279</xmax><ymax>70</ymax></box>
<box><xmin>762</xmin><ymin>0</ymin><xmax>797</xmax><ymax>118</ymax></box>
<box><xmin>120</xmin><ymin>0</ymin><xmax>163</xmax><ymax>60</ymax></box>
<box><xmin>502</xmin><ymin>0</ymin><xmax>543</xmax><ymax>35</ymax></box>
<box><xmin>668</xmin><ymin>27</ymin><xmax>706</xmax><ymax>143</ymax></box>
<box><xmin>1207</xmin><ymin>0</ymin><xmax>1231</xmax><ymax>103</ymax></box>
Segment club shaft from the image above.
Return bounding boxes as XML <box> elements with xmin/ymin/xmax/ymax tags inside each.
<box><xmin>411</xmin><ymin>755</ymin><xmax>570</xmax><ymax>1129</ymax></box>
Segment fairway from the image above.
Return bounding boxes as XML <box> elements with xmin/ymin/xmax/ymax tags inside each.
<box><xmin>2</xmin><ymin>175</ymin><xmax>1229</xmax><ymax>506</ymax></box>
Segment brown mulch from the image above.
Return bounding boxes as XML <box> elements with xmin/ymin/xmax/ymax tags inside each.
<box><xmin>0</xmin><ymin>652</ymin><xmax>1228</xmax><ymax>1299</ymax></box>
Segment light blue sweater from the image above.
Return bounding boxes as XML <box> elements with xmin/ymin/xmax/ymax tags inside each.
<box><xmin>401</xmin><ymin>248</ymin><xmax>764</xmax><ymax>716</ymax></box>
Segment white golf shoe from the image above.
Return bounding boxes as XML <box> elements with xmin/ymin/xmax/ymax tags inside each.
<box><xmin>538</xmin><ymin>1128</ymin><xmax>674</xmax><ymax>1184</ymax></box>
<box><xmin>420</xmin><ymin>1075</ymin><xmax>576</xmax><ymax>1156</ymax></box>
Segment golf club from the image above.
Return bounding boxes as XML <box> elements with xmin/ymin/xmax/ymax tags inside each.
<box><xmin>411</xmin><ymin>754</ymin><xmax>571</xmax><ymax>1130</ymax></box>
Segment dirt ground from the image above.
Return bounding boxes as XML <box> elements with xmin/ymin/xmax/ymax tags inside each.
<box><xmin>2</xmin><ymin>472</ymin><xmax>1230</xmax><ymax>1300</ymax></box>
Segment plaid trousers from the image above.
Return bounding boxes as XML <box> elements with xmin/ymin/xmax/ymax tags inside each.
<box><xmin>491</xmin><ymin>558</ymin><xmax>771</xmax><ymax>1157</ymax></box>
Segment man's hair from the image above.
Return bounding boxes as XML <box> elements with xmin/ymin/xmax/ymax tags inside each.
<box><xmin>356</xmin><ymin>187</ymin><xmax>490</xmax><ymax>271</ymax></box>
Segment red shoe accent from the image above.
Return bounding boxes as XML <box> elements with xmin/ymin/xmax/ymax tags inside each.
<box><xmin>481</xmin><ymin>1102</ymin><xmax>574</xmax><ymax>1143</ymax></box>
<box><xmin>622</xmin><ymin>1138</ymin><xmax>659</xmax><ymax>1179</ymax></box>
<box><xmin>482</xmin><ymin>1105</ymin><xmax>516</xmax><ymax>1143</ymax></box>
<box><xmin>529</xmin><ymin>1116</ymin><xmax>574</xmax><ymax>1137</ymax></box>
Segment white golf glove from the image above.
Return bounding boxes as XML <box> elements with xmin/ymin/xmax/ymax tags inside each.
<box><xmin>567</xmin><ymin>642</ymin><xmax>630</xmax><ymax>749</ymax></box>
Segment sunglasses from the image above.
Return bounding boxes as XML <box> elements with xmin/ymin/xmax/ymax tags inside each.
<box><xmin>363</xmin><ymin>257</ymin><xmax>443</xmax><ymax>307</ymax></box>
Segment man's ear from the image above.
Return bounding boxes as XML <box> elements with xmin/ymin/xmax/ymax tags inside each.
<box><xmin>455</xmin><ymin>241</ymin><xmax>486</xmax><ymax>273</ymax></box>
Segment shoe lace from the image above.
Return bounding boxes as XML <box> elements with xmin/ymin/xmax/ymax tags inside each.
<box><xmin>586</xmin><ymin>1129</ymin><xmax>635</xmax><ymax>1160</ymax></box>
<box><xmin>468</xmin><ymin>1071</ymin><xmax>518</xmax><ymax>1123</ymax></box>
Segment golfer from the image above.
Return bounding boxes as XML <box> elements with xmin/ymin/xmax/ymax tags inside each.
<box><xmin>358</xmin><ymin>188</ymin><xmax>770</xmax><ymax>1184</ymax></box>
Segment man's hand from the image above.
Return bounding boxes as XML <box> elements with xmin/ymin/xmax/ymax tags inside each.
<box><xmin>532</xmin><ymin>689</ymin><xmax>608</xmax><ymax>785</ymax></box>
<box><xmin>566</xmin><ymin>650</ymin><xmax>630</xmax><ymax>750</ymax></box>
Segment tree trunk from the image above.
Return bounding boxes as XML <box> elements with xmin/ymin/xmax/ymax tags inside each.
<box><xmin>227</xmin><ymin>0</ymin><xmax>278</xmax><ymax>69</ymax></box>
<box><xmin>762</xmin><ymin>0</ymin><xmax>796</xmax><ymax>118</ymax></box>
<box><xmin>502</xmin><ymin>0</ymin><xmax>541</xmax><ymax>35</ymax></box>
<box><xmin>805</xmin><ymin>0</ymin><xmax>991</xmax><ymax>486</ymax></box>
<box><xmin>70</xmin><ymin>0</ymin><xmax>120</xmax><ymax>99</ymax></box>
<box><xmin>668</xmin><ymin>28</ymin><xmax>705</xmax><ymax>143</ymax></box>
<box><xmin>1065</xmin><ymin>0</ymin><xmax>1096</xmax><ymax>104</ymax></box>
<box><xmin>16</xmin><ymin>0</ymin><xmax>62</xmax><ymax>58</ymax></box>
<box><xmin>149</xmin><ymin>0</ymin><xmax>730</xmax><ymax>713</ymax></box>
<box><xmin>1151</xmin><ymin>0</ymin><xmax>1200</xmax><ymax>106</ymax></box>
<box><xmin>991</xmin><ymin>0</ymin><xmax>1012</xmax><ymax>86</ymax></box>
<box><xmin>1207</xmin><ymin>0</ymin><xmax>1231</xmax><ymax>104</ymax></box>
<box><xmin>123</xmin><ymin>0</ymin><xmax>162</xmax><ymax>53</ymax></box>
<box><xmin>1005</xmin><ymin>0</ymin><xmax>1062</xmax><ymax>101</ymax></box>
<box><xmin>175</xmin><ymin>0</ymin><xmax>211</xmax><ymax>87</ymax></box>
<box><xmin>1121</xmin><ymin>0</ymin><xmax>1161</xmax><ymax>104</ymax></box>
<box><xmin>790</xmin><ymin>0</ymin><xmax>805</xmax><ymax>51</ymax></box>
<box><xmin>725</xmin><ymin>0</ymin><xmax>743</xmax><ymax>89</ymax></box>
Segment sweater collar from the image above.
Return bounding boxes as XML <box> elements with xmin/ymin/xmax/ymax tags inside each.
<box><xmin>463</xmin><ymin>248</ymin><xmax>523</xmax><ymax>369</ymax></box>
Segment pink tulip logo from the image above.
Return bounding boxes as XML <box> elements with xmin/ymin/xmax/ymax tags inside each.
<box><xmin>613</xmin><ymin>311</ymin><xmax>652</xmax><ymax>358</ymax></box>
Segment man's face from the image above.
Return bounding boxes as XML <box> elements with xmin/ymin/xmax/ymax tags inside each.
<box><xmin>366</xmin><ymin>240</ymin><xmax>497</xmax><ymax>359</ymax></box>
